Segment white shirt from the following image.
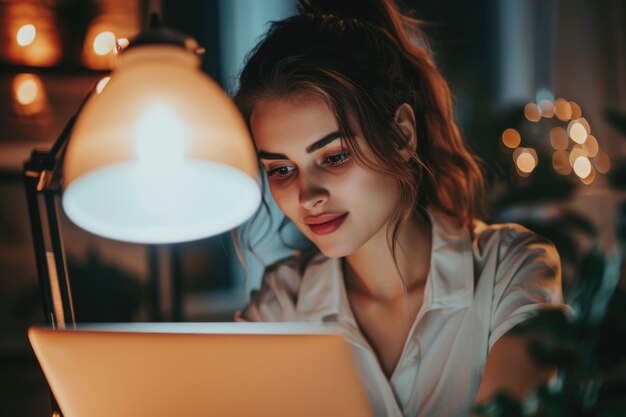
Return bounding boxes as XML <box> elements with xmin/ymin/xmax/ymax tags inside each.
<box><xmin>237</xmin><ymin>208</ymin><xmax>566</xmax><ymax>417</ymax></box>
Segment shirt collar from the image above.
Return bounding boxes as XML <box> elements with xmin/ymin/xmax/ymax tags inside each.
<box><xmin>295</xmin><ymin>207</ymin><xmax>475</xmax><ymax>321</ymax></box>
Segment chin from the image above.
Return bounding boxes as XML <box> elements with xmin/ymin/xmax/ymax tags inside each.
<box><xmin>315</xmin><ymin>240</ymin><xmax>356</xmax><ymax>259</ymax></box>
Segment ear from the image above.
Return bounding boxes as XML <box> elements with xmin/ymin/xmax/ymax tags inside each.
<box><xmin>393</xmin><ymin>103</ymin><xmax>417</xmax><ymax>162</ymax></box>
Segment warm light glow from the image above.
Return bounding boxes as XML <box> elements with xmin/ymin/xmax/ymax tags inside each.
<box><xmin>96</xmin><ymin>76</ymin><xmax>111</xmax><ymax>94</ymax></box>
<box><xmin>595</xmin><ymin>152</ymin><xmax>610</xmax><ymax>174</ymax></box>
<box><xmin>117</xmin><ymin>38</ymin><xmax>130</xmax><ymax>50</ymax></box>
<box><xmin>580</xmin><ymin>167</ymin><xmax>596</xmax><ymax>185</ymax></box>
<box><xmin>549</xmin><ymin>127</ymin><xmax>569</xmax><ymax>150</ymax></box>
<box><xmin>502</xmin><ymin>128</ymin><xmax>521</xmax><ymax>148</ymax></box>
<box><xmin>552</xmin><ymin>151</ymin><xmax>571</xmax><ymax>175</ymax></box>
<box><xmin>62</xmin><ymin>45</ymin><xmax>262</xmax><ymax>244</ymax></box>
<box><xmin>554</xmin><ymin>98</ymin><xmax>572</xmax><ymax>121</ymax></box>
<box><xmin>524</xmin><ymin>103</ymin><xmax>541</xmax><ymax>122</ymax></box>
<box><xmin>134</xmin><ymin>102</ymin><xmax>187</xmax><ymax>176</ymax></box>
<box><xmin>93</xmin><ymin>31</ymin><xmax>117</xmax><ymax>56</ymax></box>
<box><xmin>538</xmin><ymin>100</ymin><xmax>554</xmax><ymax>118</ymax></box>
<box><xmin>569</xmin><ymin>101</ymin><xmax>582</xmax><ymax>119</ymax></box>
<box><xmin>573</xmin><ymin>156</ymin><xmax>592</xmax><ymax>178</ymax></box>
<box><xmin>17</xmin><ymin>24</ymin><xmax>36</xmax><ymax>46</ymax></box>
<box><xmin>578</xmin><ymin>117</ymin><xmax>591</xmax><ymax>134</ymax></box>
<box><xmin>536</xmin><ymin>89</ymin><xmax>554</xmax><ymax>104</ymax></box>
<box><xmin>15</xmin><ymin>74</ymin><xmax>40</xmax><ymax>105</ymax></box>
<box><xmin>568</xmin><ymin>121</ymin><xmax>588</xmax><ymax>144</ymax></box>
<box><xmin>584</xmin><ymin>135</ymin><xmax>599</xmax><ymax>157</ymax></box>
<box><xmin>515</xmin><ymin>149</ymin><xmax>537</xmax><ymax>174</ymax></box>
<box><xmin>569</xmin><ymin>145</ymin><xmax>588</xmax><ymax>166</ymax></box>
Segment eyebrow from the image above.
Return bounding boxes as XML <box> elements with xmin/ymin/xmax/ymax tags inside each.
<box><xmin>258</xmin><ymin>132</ymin><xmax>341</xmax><ymax>160</ymax></box>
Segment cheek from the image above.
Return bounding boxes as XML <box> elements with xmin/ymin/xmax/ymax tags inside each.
<box><xmin>268</xmin><ymin>183</ymin><xmax>298</xmax><ymax>216</ymax></box>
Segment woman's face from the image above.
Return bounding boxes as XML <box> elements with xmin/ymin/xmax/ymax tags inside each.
<box><xmin>249</xmin><ymin>92</ymin><xmax>400</xmax><ymax>258</ymax></box>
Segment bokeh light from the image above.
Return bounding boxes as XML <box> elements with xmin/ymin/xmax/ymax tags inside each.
<box><xmin>584</xmin><ymin>135</ymin><xmax>599</xmax><ymax>157</ymax></box>
<box><xmin>568</xmin><ymin>120</ymin><xmax>588</xmax><ymax>144</ymax></box>
<box><xmin>595</xmin><ymin>152</ymin><xmax>610</xmax><ymax>174</ymax></box>
<box><xmin>12</xmin><ymin>73</ymin><xmax>46</xmax><ymax>115</ymax></box>
<box><xmin>93</xmin><ymin>31</ymin><xmax>117</xmax><ymax>56</ymax></box>
<box><xmin>17</xmin><ymin>24</ymin><xmax>36</xmax><ymax>46</ymax></box>
<box><xmin>524</xmin><ymin>103</ymin><xmax>541</xmax><ymax>122</ymax></box>
<box><xmin>549</xmin><ymin>127</ymin><xmax>569</xmax><ymax>150</ymax></box>
<box><xmin>580</xmin><ymin>167</ymin><xmax>596</xmax><ymax>185</ymax></box>
<box><xmin>502</xmin><ymin>128</ymin><xmax>521</xmax><ymax>148</ymax></box>
<box><xmin>552</xmin><ymin>151</ymin><xmax>572</xmax><ymax>175</ymax></box>
<box><xmin>573</xmin><ymin>156</ymin><xmax>592</xmax><ymax>178</ymax></box>
<box><xmin>569</xmin><ymin>145</ymin><xmax>589</xmax><ymax>166</ymax></box>
<box><xmin>514</xmin><ymin>148</ymin><xmax>538</xmax><ymax>174</ymax></box>
<box><xmin>538</xmin><ymin>100</ymin><xmax>555</xmax><ymax>118</ymax></box>
<box><xmin>578</xmin><ymin>117</ymin><xmax>591</xmax><ymax>134</ymax></box>
<box><xmin>15</xmin><ymin>76</ymin><xmax>39</xmax><ymax>105</ymax></box>
<box><xmin>569</xmin><ymin>101</ymin><xmax>582</xmax><ymax>119</ymax></box>
<box><xmin>554</xmin><ymin>99</ymin><xmax>572</xmax><ymax>121</ymax></box>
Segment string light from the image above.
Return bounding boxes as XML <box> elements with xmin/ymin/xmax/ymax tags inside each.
<box><xmin>93</xmin><ymin>31</ymin><xmax>117</xmax><ymax>56</ymax></box>
<box><xmin>550</xmin><ymin>127</ymin><xmax>569</xmax><ymax>150</ymax></box>
<box><xmin>554</xmin><ymin>99</ymin><xmax>572</xmax><ymax>121</ymax></box>
<box><xmin>17</xmin><ymin>24</ymin><xmax>36</xmax><ymax>46</ymax></box>
<box><xmin>502</xmin><ymin>128</ymin><xmax>521</xmax><ymax>148</ymax></box>
<box><xmin>573</xmin><ymin>156</ymin><xmax>592</xmax><ymax>178</ymax></box>
<box><xmin>524</xmin><ymin>103</ymin><xmax>541</xmax><ymax>122</ymax></box>
<box><xmin>538</xmin><ymin>100</ymin><xmax>555</xmax><ymax>118</ymax></box>
<box><xmin>552</xmin><ymin>151</ymin><xmax>572</xmax><ymax>175</ymax></box>
<box><xmin>568</xmin><ymin>120</ymin><xmax>588</xmax><ymax>144</ymax></box>
<box><xmin>502</xmin><ymin>97</ymin><xmax>608</xmax><ymax>184</ymax></box>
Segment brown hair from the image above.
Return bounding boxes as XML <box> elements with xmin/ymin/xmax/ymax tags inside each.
<box><xmin>232</xmin><ymin>0</ymin><xmax>485</xmax><ymax>271</ymax></box>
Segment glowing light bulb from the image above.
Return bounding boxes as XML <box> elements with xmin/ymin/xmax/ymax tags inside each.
<box><xmin>117</xmin><ymin>38</ymin><xmax>130</xmax><ymax>50</ymax></box>
<box><xmin>17</xmin><ymin>24</ymin><xmax>36</xmax><ymax>46</ymax></box>
<box><xmin>502</xmin><ymin>128</ymin><xmax>521</xmax><ymax>148</ymax></box>
<box><xmin>93</xmin><ymin>31</ymin><xmax>117</xmax><ymax>56</ymax></box>
<box><xmin>573</xmin><ymin>156</ymin><xmax>592</xmax><ymax>178</ymax></box>
<box><xmin>569</xmin><ymin>101</ymin><xmax>582</xmax><ymax>119</ymax></box>
<box><xmin>134</xmin><ymin>102</ymin><xmax>187</xmax><ymax>176</ymax></box>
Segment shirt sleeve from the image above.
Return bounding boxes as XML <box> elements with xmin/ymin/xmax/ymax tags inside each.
<box><xmin>234</xmin><ymin>260</ymin><xmax>301</xmax><ymax>322</ymax></box>
<box><xmin>488</xmin><ymin>226</ymin><xmax>567</xmax><ymax>351</ymax></box>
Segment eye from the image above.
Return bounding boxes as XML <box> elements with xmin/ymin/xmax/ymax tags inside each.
<box><xmin>266</xmin><ymin>165</ymin><xmax>295</xmax><ymax>178</ymax></box>
<box><xmin>325</xmin><ymin>152</ymin><xmax>351</xmax><ymax>166</ymax></box>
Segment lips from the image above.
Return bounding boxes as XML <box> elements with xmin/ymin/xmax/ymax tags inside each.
<box><xmin>304</xmin><ymin>212</ymin><xmax>348</xmax><ymax>225</ymax></box>
<box><xmin>305</xmin><ymin>213</ymin><xmax>348</xmax><ymax>235</ymax></box>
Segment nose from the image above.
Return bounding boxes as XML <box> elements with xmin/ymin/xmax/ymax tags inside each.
<box><xmin>298</xmin><ymin>176</ymin><xmax>329</xmax><ymax>211</ymax></box>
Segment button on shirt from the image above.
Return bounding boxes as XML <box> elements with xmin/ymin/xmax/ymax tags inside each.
<box><xmin>237</xmin><ymin>208</ymin><xmax>567</xmax><ymax>417</ymax></box>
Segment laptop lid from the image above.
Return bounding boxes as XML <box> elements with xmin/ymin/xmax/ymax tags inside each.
<box><xmin>29</xmin><ymin>323</ymin><xmax>373</xmax><ymax>417</ymax></box>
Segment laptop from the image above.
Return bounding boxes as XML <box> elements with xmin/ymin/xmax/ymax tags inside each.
<box><xmin>29</xmin><ymin>322</ymin><xmax>373</xmax><ymax>417</ymax></box>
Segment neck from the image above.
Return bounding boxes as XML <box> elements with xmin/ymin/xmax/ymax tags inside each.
<box><xmin>343</xmin><ymin>209</ymin><xmax>432</xmax><ymax>301</ymax></box>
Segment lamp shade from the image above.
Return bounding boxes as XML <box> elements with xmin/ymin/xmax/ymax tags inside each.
<box><xmin>62</xmin><ymin>45</ymin><xmax>261</xmax><ymax>243</ymax></box>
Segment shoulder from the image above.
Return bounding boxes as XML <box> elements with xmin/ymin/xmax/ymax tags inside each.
<box><xmin>471</xmin><ymin>219</ymin><xmax>561</xmax><ymax>279</ymax></box>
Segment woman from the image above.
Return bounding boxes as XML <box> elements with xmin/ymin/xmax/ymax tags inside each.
<box><xmin>233</xmin><ymin>1</ymin><xmax>566</xmax><ymax>416</ymax></box>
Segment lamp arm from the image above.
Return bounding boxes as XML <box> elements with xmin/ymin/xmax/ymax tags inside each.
<box><xmin>23</xmin><ymin>89</ymin><xmax>95</xmax><ymax>329</ymax></box>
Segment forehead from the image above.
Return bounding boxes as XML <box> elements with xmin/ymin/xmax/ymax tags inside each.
<box><xmin>249</xmin><ymin>93</ymin><xmax>338</xmax><ymax>152</ymax></box>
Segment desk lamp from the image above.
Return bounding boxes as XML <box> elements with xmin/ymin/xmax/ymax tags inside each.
<box><xmin>23</xmin><ymin>15</ymin><xmax>261</xmax><ymax>329</ymax></box>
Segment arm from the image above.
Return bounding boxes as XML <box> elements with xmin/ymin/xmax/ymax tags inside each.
<box><xmin>474</xmin><ymin>332</ymin><xmax>555</xmax><ymax>406</ymax></box>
